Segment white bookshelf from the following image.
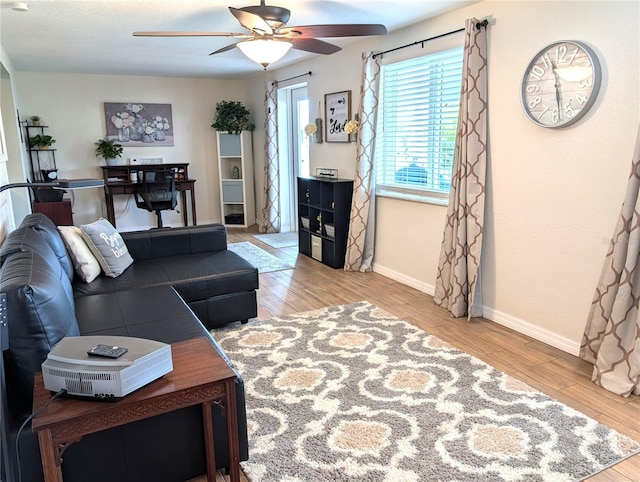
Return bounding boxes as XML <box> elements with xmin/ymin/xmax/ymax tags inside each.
<box><xmin>216</xmin><ymin>131</ymin><xmax>255</xmax><ymax>228</ymax></box>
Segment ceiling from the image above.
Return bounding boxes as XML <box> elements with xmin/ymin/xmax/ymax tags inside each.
<box><xmin>0</xmin><ymin>0</ymin><xmax>477</xmax><ymax>79</ymax></box>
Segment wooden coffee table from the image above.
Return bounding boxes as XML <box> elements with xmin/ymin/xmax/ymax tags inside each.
<box><xmin>32</xmin><ymin>337</ymin><xmax>240</xmax><ymax>482</ymax></box>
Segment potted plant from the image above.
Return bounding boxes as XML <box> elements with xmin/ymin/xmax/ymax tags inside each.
<box><xmin>29</xmin><ymin>134</ymin><xmax>56</xmax><ymax>149</ymax></box>
<box><xmin>29</xmin><ymin>115</ymin><xmax>42</xmax><ymax>126</ymax></box>
<box><xmin>95</xmin><ymin>137</ymin><xmax>124</xmax><ymax>166</ymax></box>
<box><xmin>211</xmin><ymin>101</ymin><xmax>255</xmax><ymax>135</ymax></box>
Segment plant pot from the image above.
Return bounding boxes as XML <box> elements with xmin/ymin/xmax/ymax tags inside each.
<box><xmin>105</xmin><ymin>158</ymin><xmax>120</xmax><ymax>166</ymax></box>
<box><xmin>41</xmin><ymin>169</ymin><xmax>58</xmax><ymax>180</ymax></box>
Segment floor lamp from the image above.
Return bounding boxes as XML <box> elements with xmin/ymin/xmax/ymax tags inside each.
<box><xmin>0</xmin><ymin>178</ymin><xmax>104</xmax><ymax>194</ymax></box>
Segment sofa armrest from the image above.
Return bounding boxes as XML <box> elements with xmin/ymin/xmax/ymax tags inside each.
<box><xmin>121</xmin><ymin>224</ymin><xmax>228</xmax><ymax>260</ymax></box>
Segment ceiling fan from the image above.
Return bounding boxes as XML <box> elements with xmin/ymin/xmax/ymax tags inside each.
<box><xmin>133</xmin><ymin>0</ymin><xmax>387</xmax><ymax>68</ymax></box>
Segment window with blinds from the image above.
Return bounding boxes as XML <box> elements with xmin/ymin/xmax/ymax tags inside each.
<box><xmin>375</xmin><ymin>47</ymin><xmax>463</xmax><ymax>202</ymax></box>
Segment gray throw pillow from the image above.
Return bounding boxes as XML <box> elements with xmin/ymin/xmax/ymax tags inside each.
<box><xmin>79</xmin><ymin>218</ymin><xmax>133</xmax><ymax>277</ymax></box>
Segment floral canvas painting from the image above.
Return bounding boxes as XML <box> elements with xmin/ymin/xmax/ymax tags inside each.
<box><xmin>104</xmin><ymin>102</ymin><xmax>174</xmax><ymax>147</ymax></box>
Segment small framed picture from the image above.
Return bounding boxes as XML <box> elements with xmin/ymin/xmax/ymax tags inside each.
<box><xmin>324</xmin><ymin>91</ymin><xmax>351</xmax><ymax>143</ymax></box>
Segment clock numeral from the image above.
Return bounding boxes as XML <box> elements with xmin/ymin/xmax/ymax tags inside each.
<box><xmin>551</xmin><ymin>107</ymin><xmax>560</xmax><ymax>124</ymax></box>
<box><xmin>565</xmin><ymin>103</ymin><xmax>575</xmax><ymax>118</ymax></box>
<box><xmin>531</xmin><ymin>65</ymin><xmax>545</xmax><ymax>78</ymax></box>
<box><xmin>579</xmin><ymin>78</ymin><xmax>592</xmax><ymax>89</ymax></box>
<box><xmin>528</xmin><ymin>96</ymin><xmax>542</xmax><ymax>109</ymax></box>
<box><xmin>555</xmin><ymin>45</ymin><xmax>567</xmax><ymax>63</ymax></box>
<box><xmin>538</xmin><ymin>105</ymin><xmax>550</xmax><ymax>120</ymax></box>
<box><xmin>526</xmin><ymin>84</ymin><xmax>540</xmax><ymax>93</ymax></box>
<box><xmin>576</xmin><ymin>94</ymin><xmax>588</xmax><ymax>105</ymax></box>
<box><xmin>542</xmin><ymin>53</ymin><xmax>552</xmax><ymax>70</ymax></box>
<box><xmin>568</xmin><ymin>48</ymin><xmax>579</xmax><ymax>64</ymax></box>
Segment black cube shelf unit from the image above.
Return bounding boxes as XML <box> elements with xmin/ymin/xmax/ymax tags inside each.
<box><xmin>298</xmin><ymin>176</ymin><xmax>353</xmax><ymax>269</ymax></box>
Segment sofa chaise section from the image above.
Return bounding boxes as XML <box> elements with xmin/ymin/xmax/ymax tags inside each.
<box><xmin>72</xmin><ymin>224</ymin><xmax>259</xmax><ymax>328</ymax></box>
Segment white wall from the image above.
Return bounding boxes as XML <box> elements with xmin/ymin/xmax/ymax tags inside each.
<box><xmin>246</xmin><ymin>0</ymin><xmax>640</xmax><ymax>354</ymax></box>
<box><xmin>12</xmin><ymin>72</ymin><xmax>249</xmax><ymax>228</ymax></box>
<box><xmin>1</xmin><ymin>45</ymin><xmax>32</xmax><ymax>236</ymax></box>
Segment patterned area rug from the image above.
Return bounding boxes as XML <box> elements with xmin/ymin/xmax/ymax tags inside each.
<box><xmin>228</xmin><ymin>242</ymin><xmax>294</xmax><ymax>273</ymax></box>
<box><xmin>252</xmin><ymin>231</ymin><xmax>299</xmax><ymax>249</ymax></box>
<box><xmin>213</xmin><ymin>302</ymin><xmax>640</xmax><ymax>482</ymax></box>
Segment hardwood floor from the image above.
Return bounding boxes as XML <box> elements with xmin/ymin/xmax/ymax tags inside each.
<box><xmin>210</xmin><ymin>226</ymin><xmax>640</xmax><ymax>482</ymax></box>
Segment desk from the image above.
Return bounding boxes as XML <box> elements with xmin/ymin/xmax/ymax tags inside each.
<box><xmin>101</xmin><ymin>164</ymin><xmax>197</xmax><ymax>228</ymax></box>
<box><xmin>32</xmin><ymin>337</ymin><xmax>240</xmax><ymax>482</ymax></box>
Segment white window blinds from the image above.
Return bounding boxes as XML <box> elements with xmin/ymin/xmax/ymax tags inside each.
<box><xmin>375</xmin><ymin>47</ymin><xmax>463</xmax><ymax>201</ymax></box>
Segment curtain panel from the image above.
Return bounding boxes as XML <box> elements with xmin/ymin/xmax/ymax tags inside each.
<box><xmin>259</xmin><ymin>81</ymin><xmax>281</xmax><ymax>233</ymax></box>
<box><xmin>434</xmin><ymin>18</ymin><xmax>488</xmax><ymax>319</ymax></box>
<box><xmin>344</xmin><ymin>52</ymin><xmax>381</xmax><ymax>272</ymax></box>
<box><xmin>580</xmin><ymin>125</ymin><xmax>640</xmax><ymax>397</ymax></box>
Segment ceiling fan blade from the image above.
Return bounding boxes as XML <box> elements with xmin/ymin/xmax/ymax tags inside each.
<box><xmin>282</xmin><ymin>24</ymin><xmax>387</xmax><ymax>38</ymax></box>
<box><xmin>291</xmin><ymin>38</ymin><xmax>341</xmax><ymax>55</ymax></box>
<box><xmin>240</xmin><ymin>3</ymin><xmax>290</xmax><ymax>28</ymax></box>
<box><xmin>133</xmin><ymin>31</ymin><xmax>249</xmax><ymax>38</ymax></box>
<box><xmin>209</xmin><ymin>42</ymin><xmax>242</xmax><ymax>56</ymax></box>
<box><xmin>229</xmin><ymin>7</ymin><xmax>273</xmax><ymax>35</ymax></box>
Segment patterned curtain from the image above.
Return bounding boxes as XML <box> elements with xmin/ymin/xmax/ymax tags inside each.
<box><xmin>259</xmin><ymin>80</ymin><xmax>281</xmax><ymax>233</ymax></box>
<box><xmin>434</xmin><ymin>19</ymin><xmax>488</xmax><ymax>319</ymax></box>
<box><xmin>344</xmin><ymin>52</ymin><xmax>381</xmax><ymax>272</ymax></box>
<box><xmin>580</xmin><ymin>125</ymin><xmax>640</xmax><ymax>397</ymax></box>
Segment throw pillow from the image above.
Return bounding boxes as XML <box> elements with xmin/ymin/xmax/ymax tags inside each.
<box><xmin>57</xmin><ymin>226</ymin><xmax>102</xmax><ymax>283</ymax></box>
<box><xmin>79</xmin><ymin>218</ymin><xmax>133</xmax><ymax>278</ymax></box>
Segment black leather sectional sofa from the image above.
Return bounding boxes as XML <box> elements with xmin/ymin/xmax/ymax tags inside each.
<box><xmin>0</xmin><ymin>213</ymin><xmax>258</xmax><ymax>482</ymax></box>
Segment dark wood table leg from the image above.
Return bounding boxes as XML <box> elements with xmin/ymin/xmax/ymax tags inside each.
<box><xmin>226</xmin><ymin>379</ymin><xmax>240</xmax><ymax>482</ymax></box>
<box><xmin>190</xmin><ymin>184</ymin><xmax>197</xmax><ymax>225</ymax></box>
<box><xmin>104</xmin><ymin>188</ymin><xmax>116</xmax><ymax>228</ymax></box>
<box><xmin>181</xmin><ymin>191</ymin><xmax>188</xmax><ymax>226</ymax></box>
<box><xmin>202</xmin><ymin>401</ymin><xmax>217</xmax><ymax>482</ymax></box>
<box><xmin>38</xmin><ymin>430</ymin><xmax>64</xmax><ymax>482</ymax></box>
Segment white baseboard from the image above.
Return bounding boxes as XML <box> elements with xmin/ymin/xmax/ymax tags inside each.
<box><xmin>482</xmin><ymin>307</ymin><xmax>581</xmax><ymax>356</ymax></box>
<box><xmin>373</xmin><ymin>263</ymin><xmax>580</xmax><ymax>356</ymax></box>
<box><xmin>373</xmin><ymin>264</ymin><xmax>436</xmax><ymax>296</ymax></box>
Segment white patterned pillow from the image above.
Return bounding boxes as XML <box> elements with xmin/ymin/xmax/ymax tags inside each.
<box><xmin>57</xmin><ymin>226</ymin><xmax>101</xmax><ymax>283</ymax></box>
<box><xmin>79</xmin><ymin>218</ymin><xmax>133</xmax><ymax>278</ymax></box>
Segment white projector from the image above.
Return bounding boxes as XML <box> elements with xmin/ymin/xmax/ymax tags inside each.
<box><xmin>42</xmin><ymin>336</ymin><xmax>173</xmax><ymax>400</ymax></box>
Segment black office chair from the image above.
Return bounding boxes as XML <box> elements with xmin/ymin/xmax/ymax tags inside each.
<box><xmin>134</xmin><ymin>168</ymin><xmax>177</xmax><ymax>228</ymax></box>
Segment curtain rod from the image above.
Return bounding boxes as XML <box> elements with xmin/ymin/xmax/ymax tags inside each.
<box><xmin>272</xmin><ymin>71</ymin><xmax>312</xmax><ymax>86</ymax></box>
<box><xmin>373</xmin><ymin>19</ymin><xmax>488</xmax><ymax>59</ymax></box>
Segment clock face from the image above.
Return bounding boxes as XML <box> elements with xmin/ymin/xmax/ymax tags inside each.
<box><xmin>521</xmin><ymin>41</ymin><xmax>601</xmax><ymax>128</ymax></box>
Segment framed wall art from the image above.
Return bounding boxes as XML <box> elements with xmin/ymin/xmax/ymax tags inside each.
<box><xmin>324</xmin><ymin>90</ymin><xmax>351</xmax><ymax>143</ymax></box>
<box><xmin>104</xmin><ymin>102</ymin><xmax>174</xmax><ymax>147</ymax></box>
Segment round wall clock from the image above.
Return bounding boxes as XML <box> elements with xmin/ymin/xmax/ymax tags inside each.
<box><xmin>521</xmin><ymin>40</ymin><xmax>601</xmax><ymax>128</ymax></box>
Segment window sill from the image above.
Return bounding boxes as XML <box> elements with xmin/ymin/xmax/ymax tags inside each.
<box><xmin>376</xmin><ymin>188</ymin><xmax>449</xmax><ymax>206</ymax></box>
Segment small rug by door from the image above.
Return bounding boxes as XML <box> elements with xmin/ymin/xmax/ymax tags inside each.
<box><xmin>228</xmin><ymin>241</ymin><xmax>294</xmax><ymax>273</ymax></box>
<box><xmin>252</xmin><ymin>231</ymin><xmax>298</xmax><ymax>249</ymax></box>
<box><xmin>213</xmin><ymin>302</ymin><xmax>640</xmax><ymax>482</ymax></box>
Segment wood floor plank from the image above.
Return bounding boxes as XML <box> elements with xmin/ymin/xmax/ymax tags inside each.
<box><xmin>612</xmin><ymin>455</ymin><xmax>640</xmax><ymax>481</ymax></box>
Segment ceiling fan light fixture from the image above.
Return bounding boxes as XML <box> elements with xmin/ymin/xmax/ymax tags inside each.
<box><xmin>238</xmin><ymin>39</ymin><xmax>292</xmax><ymax>67</ymax></box>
